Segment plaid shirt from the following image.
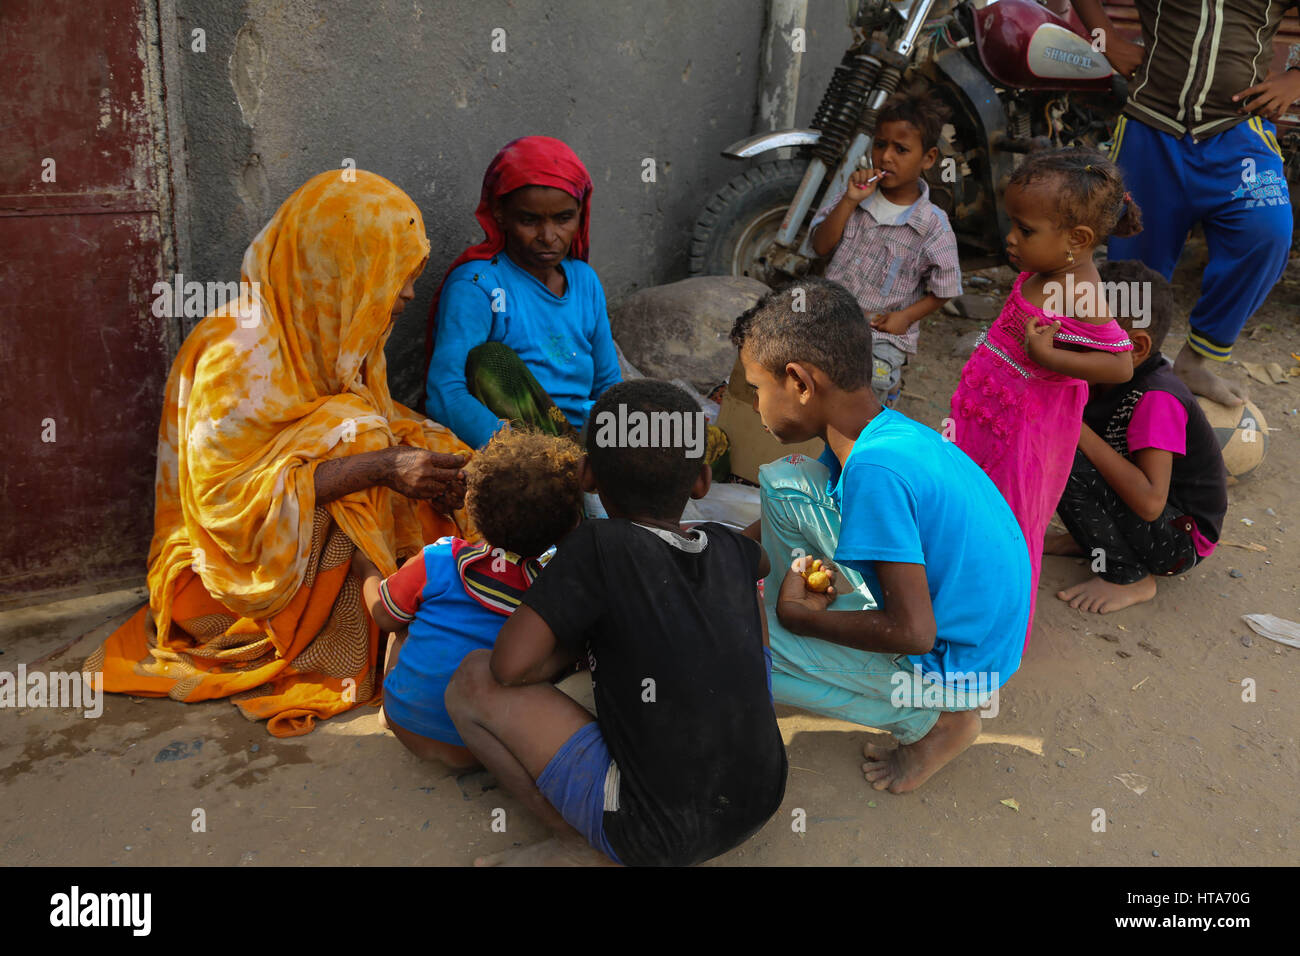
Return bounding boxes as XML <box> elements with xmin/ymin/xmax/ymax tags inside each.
<box><xmin>812</xmin><ymin>178</ymin><xmax>962</xmax><ymax>353</ymax></box>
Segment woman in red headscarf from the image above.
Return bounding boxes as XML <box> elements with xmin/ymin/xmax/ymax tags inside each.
<box><xmin>424</xmin><ymin>136</ymin><xmax>623</xmax><ymax>449</ymax></box>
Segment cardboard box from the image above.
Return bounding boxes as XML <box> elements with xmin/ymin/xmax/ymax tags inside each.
<box><xmin>717</xmin><ymin>353</ymin><xmax>824</xmax><ymax>483</ymax></box>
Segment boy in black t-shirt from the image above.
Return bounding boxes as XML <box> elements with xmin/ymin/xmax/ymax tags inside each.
<box><xmin>1048</xmin><ymin>260</ymin><xmax>1229</xmax><ymax>613</ymax></box>
<box><xmin>445</xmin><ymin>380</ymin><xmax>788</xmax><ymax>866</ymax></box>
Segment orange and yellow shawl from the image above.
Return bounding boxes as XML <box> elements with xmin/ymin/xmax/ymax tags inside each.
<box><xmin>86</xmin><ymin>170</ymin><xmax>476</xmax><ymax>736</ymax></box>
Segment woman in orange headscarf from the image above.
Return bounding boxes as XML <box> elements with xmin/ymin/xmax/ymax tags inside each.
<box><xmin>86</xmin><ymin>170</ymin><xmax>476</xmax><ymax>737</ymax></box>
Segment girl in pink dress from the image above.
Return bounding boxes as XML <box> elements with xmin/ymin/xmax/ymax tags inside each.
<box><xmin>951</xmin><ymin>149</ymin><xmax>1141</xmax><ymax>647</ymax></box>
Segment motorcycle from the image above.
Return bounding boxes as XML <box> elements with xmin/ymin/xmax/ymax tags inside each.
<box><xmin>690</xmin><ymin>0</ymin><xmax>1138</xmax><ymax>282</ymax></box>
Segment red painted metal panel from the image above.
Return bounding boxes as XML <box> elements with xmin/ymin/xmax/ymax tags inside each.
<box><xmin>0</xmin><ymin>0</ymin><xmax>172</xmax><ymax>603</ymax></box>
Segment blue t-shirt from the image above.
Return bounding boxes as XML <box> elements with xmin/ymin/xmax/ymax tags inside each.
<box><xmin>425</xmin><ymin>252</ymin><xmax>623</xmax><ymax>448</ymax></box>
<box><xmin>382</xmin><ymin>540</ymin><xmax>509</xmax><ymax>744</ymax></box>
<box><xmin>820</xmin><ymin>408</ymin><xmax>1030</xmax><ymax>687</ymax></box>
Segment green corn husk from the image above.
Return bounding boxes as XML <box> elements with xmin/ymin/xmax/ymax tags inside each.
<box><xmin>466</xmin><ymin>342</ymin><xmax>578</xmax><ymax>440</ymax></box>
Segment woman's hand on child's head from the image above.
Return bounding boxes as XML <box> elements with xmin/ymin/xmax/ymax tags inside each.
<box><xmin>1024</xmin><ymin>317</ymin><xmax>1061</xmax><ymax>363</ymax></box>
<box><xmin>385</xmin><ymin>447</ymin><xmax>468</xmax><ymax>506</ymax></box>
<box><xmin>870</xmin><ymin>311</ymin><xmax>911</xmax><ymax>337</ymax></box>
<box><xmin>845</xmin><ymin>168</ymin><xmax>882</xmax><ymax>203</ymax></box>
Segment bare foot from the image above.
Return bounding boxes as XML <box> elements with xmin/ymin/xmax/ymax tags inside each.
<box><xmin>1043</xmin><ymin>530</ymin><xmax>1084</xmax><ymax>556</ymax></box>
<box><xmin>1057</xmin><ymin>574</ymin><xmax>1157</xmax><ymax>613</ymax></box>
<box><xmin>861</xmin><ymin>709</ymin><xmax>981</xmax><ymax>794</ymax></box>
<box><xmin>1173</xmin><ymin>344</ymin><xmax>1247</xmax><ymax>407</ymax></box>
<box><xmin>474</xmin><ymin>836</ymin><xmax>619</xmax><ymax>867</ymax></box>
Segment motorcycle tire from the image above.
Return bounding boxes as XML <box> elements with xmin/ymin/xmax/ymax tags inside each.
<box><xmin>689</xmin><ymin>158</ymin><xmax>807</xmax><ymax>283</ymax></box>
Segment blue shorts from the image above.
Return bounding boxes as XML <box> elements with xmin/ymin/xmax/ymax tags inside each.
<box><xmin>1107</xmin><ymin>115</ymin><xmax>1292</xmax><ymax>359</ymax></box>
<box><xmin>535</xmin><ymin>721</ymin><xmax>623</xmax><ymax>864</ymax></box>
<box><xmin>383</xmin><ymin>654</ymin><xmax>467</xmax><ymax>745</ymax></box>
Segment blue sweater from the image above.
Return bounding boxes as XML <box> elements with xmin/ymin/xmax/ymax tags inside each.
<box><xmin>424</xmin><ymin>253</ymin><xmax>623</xmax><ymax>448</ymax></box>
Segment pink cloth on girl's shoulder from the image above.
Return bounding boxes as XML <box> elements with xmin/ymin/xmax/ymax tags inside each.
<box><xmin>950</xmin><ymin>272</ymin><xmax>1133</xmax><ymax>647</ymax></box>
<box><xmin>1127</xmin><ymin>390</ymin><xmax>1187</xmax><ymax>455</ymax></box>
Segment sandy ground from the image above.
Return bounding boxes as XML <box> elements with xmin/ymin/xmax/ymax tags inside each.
<box><xmin>2</xmin><ymin>243</ymin><xmax>1297</xmax><ymax>867</ymax></box>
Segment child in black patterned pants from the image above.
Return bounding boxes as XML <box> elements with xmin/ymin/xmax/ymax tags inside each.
<box><xmin>1047</xmin><ymin>260</ymin><xmax>1228</xmax><ymax>614</ymax></box>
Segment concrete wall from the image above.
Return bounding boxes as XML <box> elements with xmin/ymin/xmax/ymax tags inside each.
<box><xmin>172</xmin><ymin>0</ymin><xmax>847</xmax><ymax>407</ymax></box>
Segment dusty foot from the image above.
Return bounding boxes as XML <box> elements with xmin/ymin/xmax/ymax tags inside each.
<box><xmin>861</xmin><ymin>709</ymin><xmax>981</xmax><ymax>794</ymax></box>
<box><xmin>1173</xmin><ymin>345</ymin><xmax>1247</xmax><ymax>406</ymax></box>
<box><xmin>1057</xmin><ymin>574</ymin><xmax>1157</xmax><ymax>613</ymax></box>
<box><xmin>474</xmin><ymin>836</ymin><xmax>619</xmax><ymax>867</ymax></box>
<box><xmin>1043</xmin><ymin>530</ymin><xmax>1084</xmax><ymax>556</ymax></box>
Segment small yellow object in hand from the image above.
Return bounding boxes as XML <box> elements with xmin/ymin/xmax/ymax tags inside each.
<box><xmin>806</xmin><ymin>571</ymin><xmax>832</xmax><ymax>592</ymax></box>
<box><xmin>801</xmin><ymin>558</ymin><xmax>831</xmax><ymax>593</ymax></box>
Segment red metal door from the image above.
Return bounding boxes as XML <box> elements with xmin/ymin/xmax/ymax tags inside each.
<box><xmin>0</xmin><ymin>0</ymin><xmax>177</xmax><ymax>606</ymax></box>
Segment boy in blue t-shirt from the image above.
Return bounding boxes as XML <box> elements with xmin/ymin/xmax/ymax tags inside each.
<box><xmin>731</xmin><ymin>277</ymin><xmax>1031</xmax><ymax>794</ymax></box>
<box><xmin>353</xmin><ymin>428</ymin><xmax>585</xmax><ymax>769</ymax></box>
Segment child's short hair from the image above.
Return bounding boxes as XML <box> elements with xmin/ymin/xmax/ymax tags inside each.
<box><xmin>877</xmin><ymin>92</ymin><xmax>949</xmax><ymax>152</ymax></box>
<box><xmin>1097</xmin><ymin>258</ymin><xmax>1174</xmax><ymax>353</ymax></box>
<box><xmin>464</xmin><ymin>428</ymin><xmax>583</xmax><ymax>558</ymax></box>
<box><xmin>1009</xmin><ymin>147</ymin><xmax>1142</xmax><ymax>242</ymax></box>
<box><xmin>729</xmin><ymin>278</ymin><xmax>872</xmax><ymax>391</ymax></box>
<box><xmin>584</xmin><ymin>379</ymin><xmax>704</xmax><ymax>519</ymax></box>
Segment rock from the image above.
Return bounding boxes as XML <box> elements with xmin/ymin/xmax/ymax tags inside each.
<box><xmin>1056</xmin><ymin>760</ymin><xmax>1067</xmax><ymax>768</ymax></box>
<box><xmin>951</xmin><ymin>327</ymin><xmax>986</xmax><ymax>358</ymax></box>
<box><xmin>942</xmin><ymin>294</ymin><xmax>1001</xmax><ymax>321</ymax></box>
<box><xmin>609</xmin><ymin>276</ymin><xmax>770</xmax><ymax>391</ymax></box>
<box><xmin>1152</xmin><ymin>850</ymin><xmax>1159</xmax><ymax>858</ymax></box>
<box><xmin>250</xmin><ymin>744</ymin><xmax>260</xmax><ymax>753</ymax></box>
<box><xmin>1228</xmin><ymin>568</ymin><xmax>1244</xmax><ymax>578</ymax></box>
<box><xmin>964</xmin><ymin>265</ymin><xmax>1016</xmax><ymax>285</ymax></box>
<box><xmin>1265</xmin><ymin>507</ymin><xmax>1277</xmax><ymax>516</ymax></box>
<box><xmin>1241</xmin><ymin>634</ymin><xmax>1253</xmax><ymax>647</ymax></box>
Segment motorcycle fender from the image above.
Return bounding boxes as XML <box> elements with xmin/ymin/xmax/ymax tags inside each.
<box><xmin>933</xmin><ymin>47</ymin><xmax>1014</xmax><ymax>240</ymax></box>
<box><xmin>722</xmin><ymin>129</ymin><xmax>821</xmax><ymax>159</ymax></box>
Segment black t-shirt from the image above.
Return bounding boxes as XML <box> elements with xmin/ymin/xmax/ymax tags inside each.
<box><xmin>523</xmin><ymin>518</ymin><xmax>788</xmax><ymax>867</ymax></box>
<box><xmin>1084</xmin><ymin>355</ymin><xmax>1227</xmax><ymax>542</ymax></box>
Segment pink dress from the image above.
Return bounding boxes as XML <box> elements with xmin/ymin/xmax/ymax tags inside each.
<box><xmin>950</xmin><ymin>272</ymin><xmax>1133</xmax><ymax>647</ymax></box>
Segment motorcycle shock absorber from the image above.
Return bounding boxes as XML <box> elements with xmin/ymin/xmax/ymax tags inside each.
<box><xmin>853</xmin><ymin>61</ymin><xmax>904</xmax><ymax>140</ymax></box>
<box><xmin>810</xmin><ymin>51</ymin><xmax>883</xmax><ymax>166</ymax></box>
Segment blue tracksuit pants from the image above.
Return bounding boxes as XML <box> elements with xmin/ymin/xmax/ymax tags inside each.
<box><xmin>1107</xmin><ymin>114</ymin><xmax>1292</xmax><ymax>361</ymax></box>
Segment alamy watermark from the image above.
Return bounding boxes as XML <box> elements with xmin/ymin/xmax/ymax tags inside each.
<box><xmin>591</xmin><ymin>404</ymin><xmax>707</xmax><ymax>458</ymax></box>
<box><xmin>1042</xmin><ymin>274</ymin><xmax>1150</xmax><ymax>327</ymax></box>
<box><xmin>0</xmin><ymin>665</ymin><xmax>103</xmax><ymax>718</ymax></box>
<box><xmin>890</xmin><ymin>665</ymin><xmax>1000</xmax><ymax>718</ymax></box>
<box><xmin>49</xmin><ymin>886</ymin><xmax>150</xmax><ymax>936</ymax></box>
<box><xmin>151</xmin><ymin>273</ymin><xmax>261</xmax><ymax>326</ymax></box>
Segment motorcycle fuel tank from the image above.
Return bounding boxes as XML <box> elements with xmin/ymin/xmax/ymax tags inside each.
<box><xmin>973</xmin><ymin>0</ymin><xmax>1115</xmax><ymax>91</ymax></box>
